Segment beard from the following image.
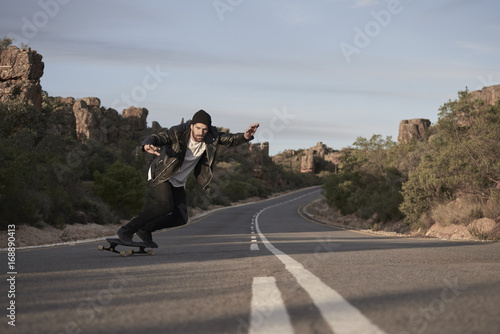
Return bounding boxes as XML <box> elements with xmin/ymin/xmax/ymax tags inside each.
<box><xmin>193</xmin><ymin>135</ymin><xmax>204</xmax><ymax>142</ymax></box>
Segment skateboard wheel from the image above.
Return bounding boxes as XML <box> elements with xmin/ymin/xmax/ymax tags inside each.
<box><xmin>119</xmin><ymin>250</ymin><xmax>127</xmax><ymax>257</ymax></box>
<box><xmin>147</xmin><ymin>250</ymin><xmax>154</xmax><ymax>255</ymax></box>
<box><xmin>128</xmin><ymin>250</ymin><xmax>134</xmax><ymax>256</ymax></box>
<box><xmin>98</xmin><ymin>245</ymin><xmax>104</xmax><ymax>251</ymax></box>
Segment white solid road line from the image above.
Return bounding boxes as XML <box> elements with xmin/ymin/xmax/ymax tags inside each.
<box><xmin>255</xmin><ymin>203</ymin><xmax>387</xmax><ymax>334</ymax></box>
<box><xmin>249</xmin><ymin>277</ymin><xmax>294</xmax><ymax>334</ymax></box>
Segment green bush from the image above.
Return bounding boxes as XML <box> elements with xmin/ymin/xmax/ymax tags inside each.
<box><xmin>93</xmin><ymin>161</ymin><xmax>146</xmax><ymax>218</ymax></box>
<box><xmin>0</xmin><ymin>102</ymin><xmax>76</xmax><ymax>229</ymax></box>
<box><xmin>322</xmin><ymin>135</ymin><xmax>404</xmax><ymax>224</ymax></box>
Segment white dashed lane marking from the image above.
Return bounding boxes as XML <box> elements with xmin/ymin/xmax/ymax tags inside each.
<box><xmin>250</xmin><ymin>215</ymin><xmax>260</xmax><ymax>251</ymax></box>
<box><xmin>249</xmin><ymin>277</ymin><xmax>294</xmax><ymax>334</ymax></box>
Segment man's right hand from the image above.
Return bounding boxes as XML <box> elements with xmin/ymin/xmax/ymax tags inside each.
<box><xmin>144</xmin><ymin>144</ymin><xmax>161</xmax><ymax>156</ymax></box>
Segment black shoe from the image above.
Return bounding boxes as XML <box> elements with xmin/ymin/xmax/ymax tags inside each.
<box><xmin>136</xmin><ymin>230</ymin><xmax>158</xmax><ymax>248</ymax></box>
<box><xmin>117</xmin><ymin>227</ymin><xmax>134</xmax><ymax>244</ymax></box>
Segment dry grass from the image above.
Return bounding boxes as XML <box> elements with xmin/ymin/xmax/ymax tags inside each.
<box><xmin>431</xmin><ymin>196</ymin><xmax>485</xmax><ymax>226</ymax></box>
<box><xmin>431</xmin><ymin>195</ymin><xmax>500</xmax><ymax>240</ymax></box>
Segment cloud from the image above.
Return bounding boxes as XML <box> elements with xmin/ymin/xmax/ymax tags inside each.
<box><xmin>268</xmin><ymin>1</ymin><xmax>321</xmax><ymax>25</ymax></box>
<box><xmin>348</xmin><ymin>0</ymin><xmax>379</xmax><ymax>9</ymax></box>
<box><xmin>425</xmin><ymin>0</ymin><xmax>482</xmax><ymax>15</ymax></box>
<box><xmin>456</xmin><ymin>41</ymin><xmax>499</xmax><ymax>55</ymax></box>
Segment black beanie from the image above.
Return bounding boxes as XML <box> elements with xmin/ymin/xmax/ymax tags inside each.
<box><xmin>191</xmin><ymin>110</ymin><xmax>212</xmax><ymax>127</ymax></box>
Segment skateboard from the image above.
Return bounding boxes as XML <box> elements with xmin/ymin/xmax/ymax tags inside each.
<box><xmin>98</xmin><ymin>238</ymin><xmax>155</xmax><ymax>257</ymax></box>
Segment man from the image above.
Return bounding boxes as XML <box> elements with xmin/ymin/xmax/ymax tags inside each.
<box><xmin>117</xmin><ymin>109</ymin><xmax>259</xmax><ymax>247</ymax></box>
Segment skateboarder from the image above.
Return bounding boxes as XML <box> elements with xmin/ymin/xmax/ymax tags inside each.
<box><xmin>117</xmin><ymin>110</ymin><xmax>259</xmax><ymax>247</ymax></box>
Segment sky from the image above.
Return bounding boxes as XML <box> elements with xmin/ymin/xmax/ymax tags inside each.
<box><xmin>2</xmin><ymin>0</ymin><xmax>499</xmax><ymax>155</ymax></box>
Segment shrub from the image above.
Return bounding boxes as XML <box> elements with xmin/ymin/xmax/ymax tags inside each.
<box><xmin>93</xmin><ymin>161</ymin><xmax>147</xmax><ymax>218</ymax></box>
<box><xmin>400</xmin><ymin>90</ymin><xmax>500</xmax><ymax>229</ymax></box>
<box><xmin>323</xmin><ymin>135</ymin><xmax>404</xmax><ymax>223</ymax></box>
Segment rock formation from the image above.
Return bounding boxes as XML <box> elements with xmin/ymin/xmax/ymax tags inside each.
<box><xmin>470</xmin><ymin>84</ymin><xmax>500</xmax><ymax>105</ymax></box>
<box><xmin>0</xmin><ymin>46</ymin><xmax>44</xmax><ymax>110</ymax></box>
<box><xmin>64</xmin><ymin>96</ymin><xmax>150</xmax><ymax>143</ymax></box>
<box><xmin>73</xmin><ymin>98</ymin><xmax>107</xmax><ymax>142</ymax></box>
<box><xmin>313</xmin><ymin>142</ymin><xmax>340</xmax><ymax>167</ymax></box>
<box><xmin>122</xmin><ymin>106</ymin><xmax>148</xmax><ymax>131</ymax></box>
<box><xmin>249</xmin><ymin>142</ymin><xmax>269</xmax><ymax>157</ymax></box>
<box><xmin>454</xmin><ymin>85</ymin><xmax>500</xmax><ymax>127</ymax></box>
<box><xmin>397</xmin><ymin>118</ymin><xmax>431</xmax><ymax>143</ymax></box>
<box><xmin>397</xmin><ymin>85</ymin><xmax>499</xmax><ymax>143</ymax></box>
<box><xmin>273</xmin><ymin>142</ymin><xmax>338</xmax><ymax>174</ymax></box>
<box><xmin>248</xmin><ymin>142</ymin><xmax>270</xmax><ymax>179</ymax></box>
<box><xmin>301</xmin><ymin>150</ymin><xmax>315</xmax><ymax>174</ymax></box>
<box><xmin>300</xmin><ymin>142</ymin><xmax>340</xmax><ymax>174</ymax></box>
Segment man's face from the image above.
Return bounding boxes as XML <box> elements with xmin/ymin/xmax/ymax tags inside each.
<box><xmin>190</xmin><ymin>123</ymin><xmax>209</xmax><ymax>142</ymax></box>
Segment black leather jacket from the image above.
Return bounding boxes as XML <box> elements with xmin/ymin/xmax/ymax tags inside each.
<box><xmin>142</xmin><ymin>122</ymin><xmax>251</xmax><ymax>188</ymax></box>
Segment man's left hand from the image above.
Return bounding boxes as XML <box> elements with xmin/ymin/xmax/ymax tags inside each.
<box><xmin>244</xmin><ymin>123</ymin><xmax>260</xmax><ymax>140</ymax></box>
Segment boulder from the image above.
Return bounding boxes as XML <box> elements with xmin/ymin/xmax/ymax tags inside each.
<box><xmin>468</xmin><ymin>218</ymin><xmax>497</xmax><ymax>239</ymax></box>
<box><xmin>122</xmin><ymin>106</ymin><xmax>148</xmax><ymax>131</ymax></box>
<box><xmin>0</xmin><ymin>46</ymin><xmax>44</xmax><ymax>110</ymax></box>
<box><xmin>398</xmin><ymin>118</ymin><xmax>431</xmax><ymax>143</ymax></box>
<box><xmin>73</xmin><ymin>98</ymin><xmax>108</xmax><ymax>142</ymax></box>
<box><xmin>60</xmin><ymin>97</ymin><xmax>75</xmax><ymax>105</ymax></box>
<box><xmin>301</xmin><ymin>149</ymin><xmax>315</xmax><ymax>174</ymax></box>
<box><xmin>81</xmin><ymin>97</ymin><xmax>101</xmax><ymax>108</ymax></box>
<box><xmin>470</xmin><ymin>84</ymin><xmax>500</xmax><ymax>106</ymax></box>
<box><xmin>425</xmin><ymin>223</ymin><xmax>472</xmax><ymax>240</ymax></box>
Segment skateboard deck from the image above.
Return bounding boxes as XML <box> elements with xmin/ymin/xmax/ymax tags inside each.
<box><xmin>98</xmin><ymin>238</ymin><xmax>155</xmax><ymax>257</ymax></box>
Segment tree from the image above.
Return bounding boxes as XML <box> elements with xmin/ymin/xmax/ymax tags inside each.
<box><xmin>1</xmin><ymin>37</ymin><xmax>13</xmax><ymax>51</ymax></box>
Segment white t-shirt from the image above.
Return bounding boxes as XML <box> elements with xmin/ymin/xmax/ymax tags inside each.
<box><xmin>168</xmin><ymin>138</ymin><xmax>206</xmax><ymax>188</ymax></box>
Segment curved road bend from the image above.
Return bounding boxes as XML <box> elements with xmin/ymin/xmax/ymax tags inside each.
<box><xmin>2</xmin><ymin>186</ymin><xmax>500</xmax><ymax>334</ymax></box>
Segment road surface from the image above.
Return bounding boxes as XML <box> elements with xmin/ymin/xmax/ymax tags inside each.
<box><xmin>2</xmin><ymin>186</ymin><xmax>500</xmax><ymax>333</ymax></box>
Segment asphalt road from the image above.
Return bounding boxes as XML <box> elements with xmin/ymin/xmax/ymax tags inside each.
<box><xmin>2</xmin><ymin>186</ymin><xmax>500</xmax><ymax>334</ymax></box>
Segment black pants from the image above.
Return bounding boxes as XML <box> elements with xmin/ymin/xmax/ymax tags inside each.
<box><xmin>125</xmin><ymin>181</ymin><xmax>188</xmax><ymax>233</ymax></box>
